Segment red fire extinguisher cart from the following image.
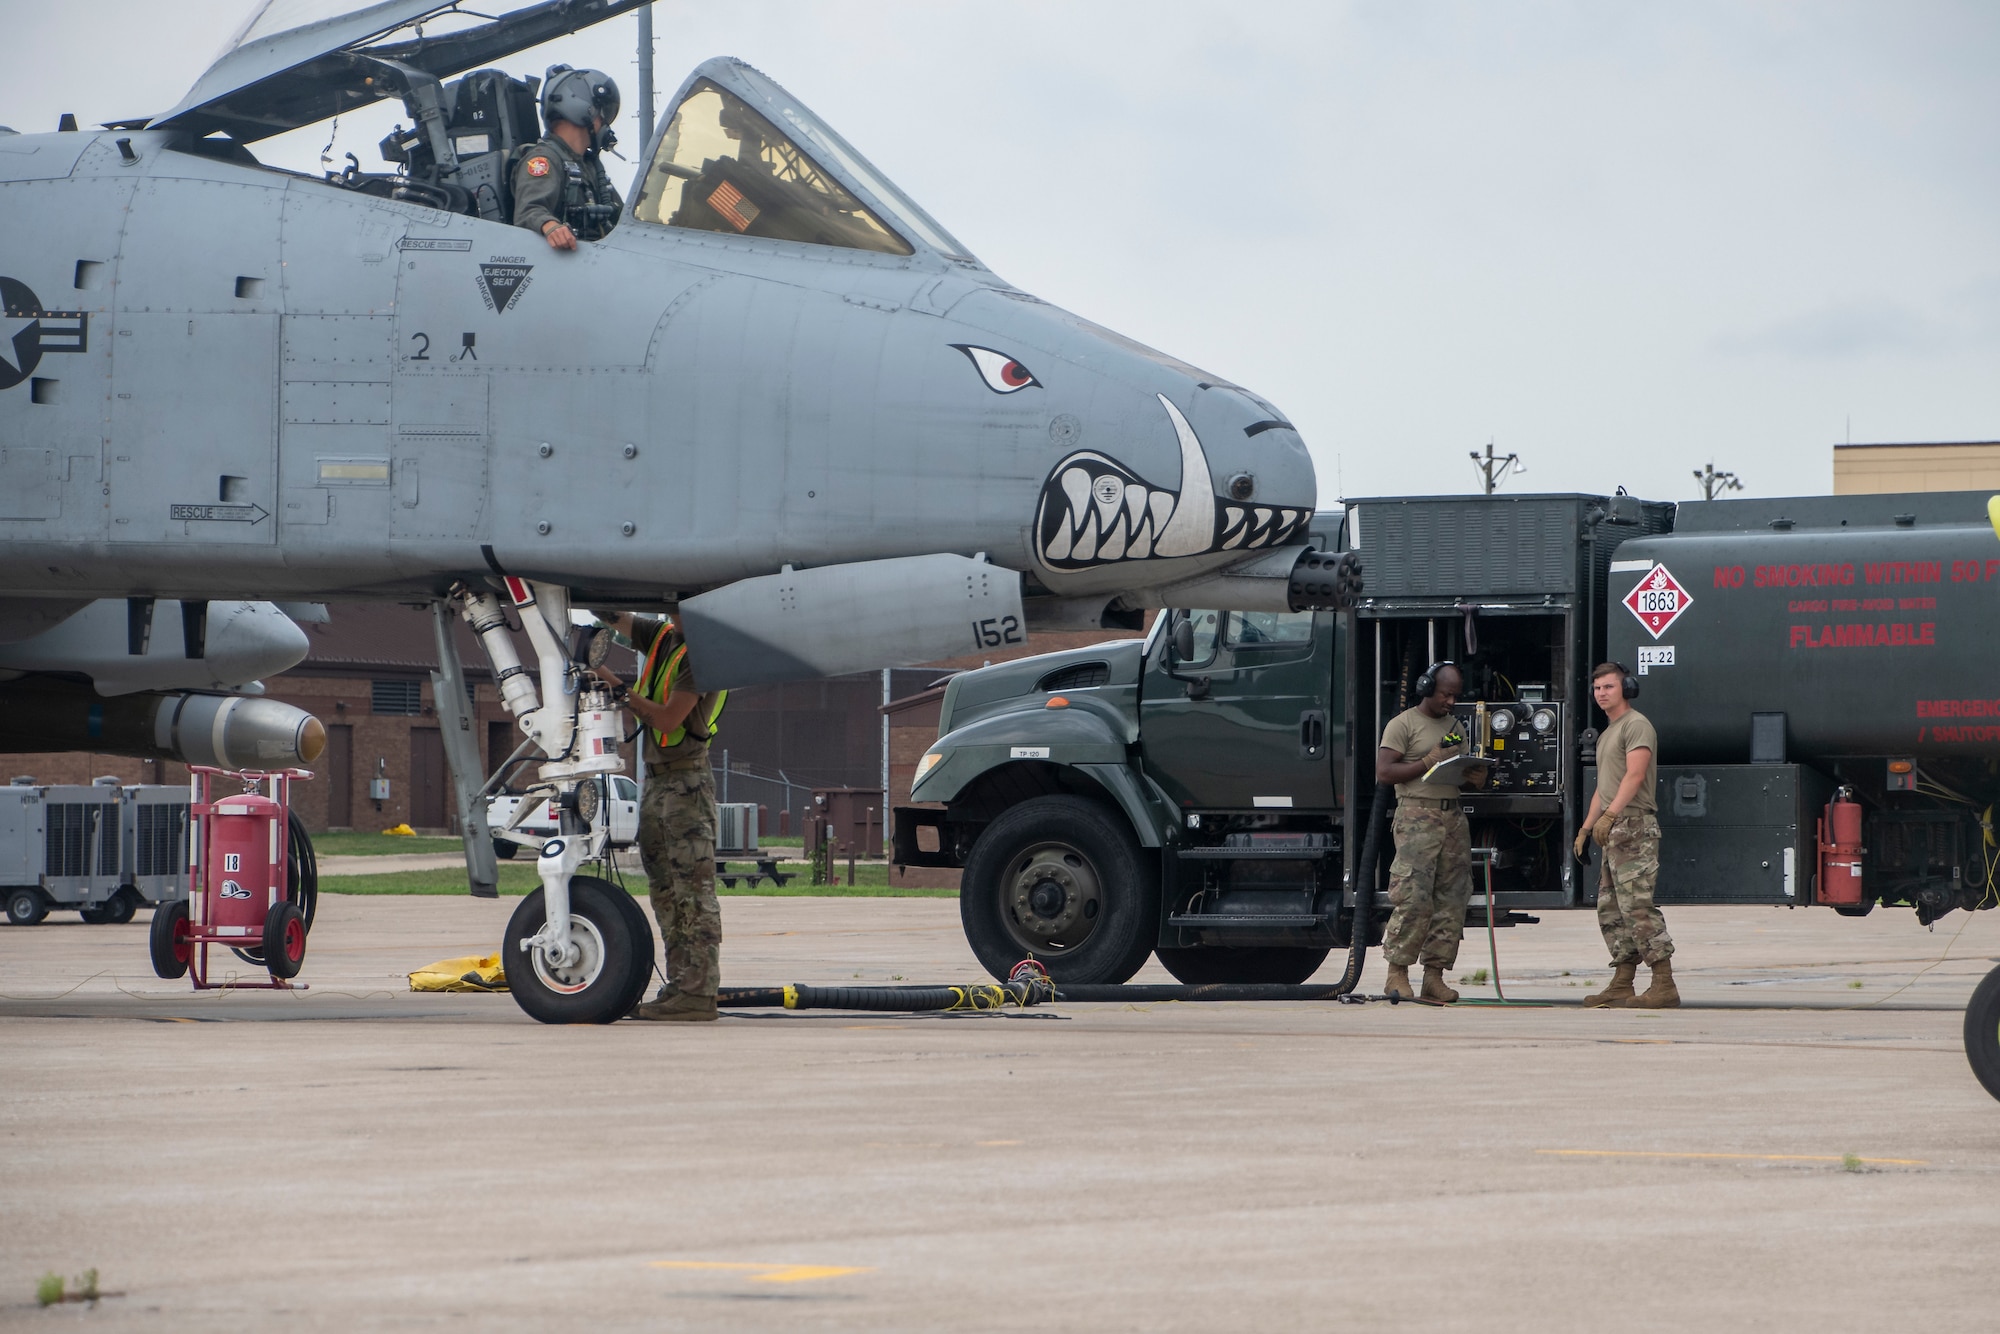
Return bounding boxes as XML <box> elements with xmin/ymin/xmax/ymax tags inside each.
<box><xmin>151</xmin><ymin>767</ymin><xmax>313</xmax><ymax>990</ymax></box>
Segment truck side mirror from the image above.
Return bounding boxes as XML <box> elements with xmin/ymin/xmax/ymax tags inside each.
<box><xmin>1171</xmin><ymin>616</ymin><xmax>1195</xmax><ymax>663</ymax></box>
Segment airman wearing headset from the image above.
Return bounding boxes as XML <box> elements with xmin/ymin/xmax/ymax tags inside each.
<box><xmin>1374</xmin><ymin>661</ymin><xmax>1486</xmax><ymax>1003</ymax></box>
<box><xmin>1576</xmin><ymin>661</ymin><xmax>1677</xmax><ymax>1008</ymax></box>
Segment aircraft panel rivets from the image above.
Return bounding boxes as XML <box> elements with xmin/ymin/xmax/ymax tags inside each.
<box><xmin>622</xmin><ymin>443</ymin><xmax>637</xmax><ymax>459</ymax></box>
<box><xmin>621</xmin><ymin>522</ymin><xmax>635</xmax><ymax>537</ymax></box>
<box><xmin>537</xmin><ymin>442</ymin><xmax>553</xmax><ymax>458</ymax></box>
<box><xmin>536</xmin><ymin>521</ymin><xmax>551</xmax><ymax>535</ymax></box>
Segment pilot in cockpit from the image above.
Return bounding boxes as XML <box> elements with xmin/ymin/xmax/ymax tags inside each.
<box><xmin>512</xmin><ymin>65</ymin><xmax>624</xmax><ymax>251</ymax></box>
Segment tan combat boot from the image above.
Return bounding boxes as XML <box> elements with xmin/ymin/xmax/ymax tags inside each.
<box><xmin>1629</xmin><ymin>959</ymin><xmax>1680</xmax><ymax>1009</ymax></box>
<box><xmin>1383</xmin><ymin>965</ymin><xmax>1417</xmax><ymax>1000</ymax></box>
<box><xmin>634</xmin><ymin>992</ymin><xmax>719</xmax><ymax>1022</ymax></box>
<box><xmin>1421</xmin><ymin>966</ymin><xmax>1460</xmax><ymax>1004</ymax></box>
<box><xmin>1584</xmin><ymin>961</ymin><xmax>1639</xmax><ymax>1008</ymax></box>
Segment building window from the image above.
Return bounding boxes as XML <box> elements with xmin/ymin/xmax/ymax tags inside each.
<box><xmin>371</xmin><ymin>680</ymin><xmax>424</xmax><ymax>716</ymax></box>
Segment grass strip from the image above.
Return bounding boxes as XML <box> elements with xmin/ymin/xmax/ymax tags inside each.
<box><xmin>321</xmin><ymin>864</ymin><xmax>955</xmax><ymax>897</ymax></box>
<box><xmin>311</xmin><ymin>832</ymin><xmax>465</xmax><ymax>857</ymax></box>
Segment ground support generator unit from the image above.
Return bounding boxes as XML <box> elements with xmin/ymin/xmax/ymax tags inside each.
<box><xmin>150</xmin><ymin>767</ymin><xmax>313</xmax><ymax>990</ymax></box>
<box><xmin>0</xmin><ymin>778</ymin><xmax>191</xmax><ymax>926</ymax></box>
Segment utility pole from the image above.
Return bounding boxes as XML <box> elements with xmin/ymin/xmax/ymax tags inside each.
<box><xmin>635</xmin><ymin>4</ymin><xmax>656</xmax><ymax>148</ymax></box>
<box><xmin>1693</xmin><ymin>461</ymin><xmax>1744</xmax><ymax>501</ymax></box>
<box><xmin>1469</xmin><ymin>440</ymin><xmax>1524</xmax><ymax>496</ymax></box>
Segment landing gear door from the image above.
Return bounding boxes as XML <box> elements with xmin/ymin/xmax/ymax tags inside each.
<box><xmin>1140</xmin><ymin>609</ymin><xmax>1336</xmax><ymax>813</ymax></box>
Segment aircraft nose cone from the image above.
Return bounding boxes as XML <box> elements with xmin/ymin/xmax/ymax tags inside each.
<box><xmin>1032</xmin><ymin>386</ymin><xmax>1318</xmax><ymax>575</ymax></box>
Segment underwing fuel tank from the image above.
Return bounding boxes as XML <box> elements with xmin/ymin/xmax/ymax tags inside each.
<box><xmin>1607</xmin><ymin>490</ymin><xmax>2000</xmax><ymax>762</ymax></box>
<box><xmin>0</xmin><ymin>680</ymin><xmax>326</xmax><ymax>770</ymax></box>
<box><xmin>0</xmin><ymin>599</ymin><xmax>309</xmax><ymax>695</ymax></box>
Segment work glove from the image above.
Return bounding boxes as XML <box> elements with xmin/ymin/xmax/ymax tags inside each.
<box><xmin>1572</xmin><ymin>828</ymin><xmax>1590</xmax><ymax>861</ymax></box>
<box><xmin>1592</xmin><ymin>811</ymin><xmax>1616</xmax><ymax>847</ymax></box>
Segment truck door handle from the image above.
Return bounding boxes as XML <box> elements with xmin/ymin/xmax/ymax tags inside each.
<box><xmin>1299</xmin><ymin>710</ymin><xmax>1326</xmax><ymax>759</ymax></box>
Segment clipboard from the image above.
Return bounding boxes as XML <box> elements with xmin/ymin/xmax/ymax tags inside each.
<box><xmin>1421</xmin><ymin>752</ymin><xmax>1486</xmax><ymax>786</ymax></box>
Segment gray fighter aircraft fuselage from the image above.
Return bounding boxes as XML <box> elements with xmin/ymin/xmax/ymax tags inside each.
<box><xmin>0</xmin><ymin>0</ymin><xmax>1361</xmax><ymax>1019</ymax></box>
<box><xmin>1</xmin><ymin>4</ymin><xmax>1322</xmax><ymax>696</ymax></box>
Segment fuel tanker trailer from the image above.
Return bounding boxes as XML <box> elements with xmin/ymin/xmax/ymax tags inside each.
<box><xmin>1606</xmin><ymin>489</ymin><xmax>1999</xmax><ymax>925</ymax></box>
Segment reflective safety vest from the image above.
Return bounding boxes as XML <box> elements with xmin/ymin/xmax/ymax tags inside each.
<box><xmin>637</xmin><ymin>623</ymin><xmax>726</xmax><ymax>749</ymax></box>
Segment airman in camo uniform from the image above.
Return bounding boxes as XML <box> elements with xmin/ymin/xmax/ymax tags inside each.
<box><xmin>1375</xmin><ymin>663</ymin><xmax>1487</xmax><ymax>1004</ymax></box>
<box><xmin>1575</xmin><ymin>662</ymin><xmax>1677</xmax><ymax>1008</ymax></box>
<box><xmin>593</xmin><ymin>612</ymin><xmax>726</xmax><ymax>1022</ymax></box>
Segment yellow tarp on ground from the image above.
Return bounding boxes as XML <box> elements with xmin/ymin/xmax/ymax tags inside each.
<box><xmin>409</xmin><ymin>954</ymin><xmax>508</xmax><ymax>992</ymax></box>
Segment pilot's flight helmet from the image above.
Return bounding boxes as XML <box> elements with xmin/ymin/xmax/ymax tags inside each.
<box><xmin>542</xmin><ymin>65</ymin><xmax>621</xmax><ymax>149</ymax></box>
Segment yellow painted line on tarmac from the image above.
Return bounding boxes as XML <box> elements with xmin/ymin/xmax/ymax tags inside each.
<box><xmin>1538</xmin><ymin>1149</ymin><xmax>1927</xmax><ymax>1166</ymax></box>
<box><xmin>651</xmin><ymin>1261</ymin><xmax>871</xmax><ymax>1284</ymax></box>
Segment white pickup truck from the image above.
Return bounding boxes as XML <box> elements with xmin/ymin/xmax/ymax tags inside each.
<box><xmin>487</xmin><ymin>774</ymin><xmax>642</xmax><ymax>858</ymax></box>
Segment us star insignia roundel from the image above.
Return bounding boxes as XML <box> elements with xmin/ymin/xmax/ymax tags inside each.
<box><xmin>1624</xmin><ymin>563</ymin><xmax>1692</xmax><ymax>639</ymax></box>
<box><xmin>525</xmin><ymin>156</ymin><xmax>551</xmax><ymax>177</ymax></box>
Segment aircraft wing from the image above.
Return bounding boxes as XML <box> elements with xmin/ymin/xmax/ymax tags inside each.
<box><xmin>154</xmin><ymin>0</ymin><xmax>650</xmax><ymax>142</ymax></box>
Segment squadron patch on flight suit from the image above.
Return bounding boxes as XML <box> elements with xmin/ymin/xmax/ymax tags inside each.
<box><xmin>525</xmin><ymin>156</ymin><xmax>551</xmax><ymax>177</ymax></box>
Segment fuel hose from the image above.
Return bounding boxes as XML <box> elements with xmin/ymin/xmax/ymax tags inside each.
<box><xmin>1331</xmin><ymin>783</ymin><xmax>1394</xmax><ymax>995</ymax></box>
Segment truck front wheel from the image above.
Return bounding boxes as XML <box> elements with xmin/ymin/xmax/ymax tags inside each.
<box><xmin>960</xmin><ymin>796</ymin><xmax>1159</xmax><ymax>985</ymax></box>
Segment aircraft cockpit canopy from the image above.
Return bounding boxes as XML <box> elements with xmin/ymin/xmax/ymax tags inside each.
<box><xmin>634</xmin><ymin>81</ymin><xmax>910</xmax><ymax>255</ymax></box>
<box><xmin>634</xmin><ymin>64</ymin><xmax>971</xmax><ymax>262</ymax></box>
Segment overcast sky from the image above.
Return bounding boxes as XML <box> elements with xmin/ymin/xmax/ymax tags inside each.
<box><xmin>6</xmin><ymin>1</ymin><xmax>1995</xmax><ymax>504</ymax></box>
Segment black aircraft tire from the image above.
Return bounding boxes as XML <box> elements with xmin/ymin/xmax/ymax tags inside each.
<box><xmin>6</xmin><ymin>888</ymin><xmax>48</xmax><ymax>926</ymax></box>
<box><xmin>1964</xmin><ymin>963</ymin><xmax>2000</xmax><ymax>1104</ymax></box>
<box><xmin>262</xmin><ymin>902</ymin><xmax>307</xmax><ymax>979</ymax></box>
<box><xmin>585</xmin><ymin>874</ymin><xmax>656</xmax><ymax>1017</ymax></box>
<box><xmin>960</xmin><ymin>796</ymin><xmax>1159</xmax><ymax>986</ymax></box>
<box><xmin>1155</xmin><ymin>945</ymin><xmax>1332</xmax><ymax>986</ymax></box>
<box><xmin>149</xmin><ymin>901</ymin><xmax>191</xmax><ymax>979</ymax></box>
<box><xmin>503</xmin><ymin>879</ymin><xmax>641</xmax><ymax>1025</ymax></box>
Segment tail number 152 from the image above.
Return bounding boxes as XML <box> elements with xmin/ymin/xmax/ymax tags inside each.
<box><xmin>973</xmin><ymin>616</ymin><xmax>1024</xmax><ymax>649</ymax></box>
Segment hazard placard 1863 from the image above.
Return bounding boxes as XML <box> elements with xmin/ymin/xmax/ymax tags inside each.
<box><xmin>1624</xmin><ymin>564</ymin><xmax>1692</xmax><ymax>639</ymax></box>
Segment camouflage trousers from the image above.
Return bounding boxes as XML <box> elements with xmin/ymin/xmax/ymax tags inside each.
<box><xmin>1383</xmin><ymin>803</ymin><xmax>1472</xmax><ymax>969</ymax></box>
<box><xmin>638</xmin><ymin>760</ymin><xmax>722</xmax><ymax>997</ymax></box>
<box><xmin>1597</xmin><ymin>811</ymin><xmax>1673</xmax><ymax>965</ymax></box>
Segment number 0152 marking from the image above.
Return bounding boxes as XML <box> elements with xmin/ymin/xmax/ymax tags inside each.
<box><xmin>972</xmin><ymin>616</ymin><xmax>1023</xmax><ymax>649</ymax></box>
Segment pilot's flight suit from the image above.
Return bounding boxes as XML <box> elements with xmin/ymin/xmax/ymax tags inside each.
<box><xmin>622</xmin><ymin>616</ymin><xmax>725</xmax><ymax>1019</ymax></box>
<box><xmin>512</xmin><ymin>135</ymin><xmax>623</xmax><ymax>240</ymax></box>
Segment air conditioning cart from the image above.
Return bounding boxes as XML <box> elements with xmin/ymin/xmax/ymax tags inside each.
<box><xmin>150</xmin><ymin>767</ymin><xmax>313</xmax><ymax>990</ymax></box>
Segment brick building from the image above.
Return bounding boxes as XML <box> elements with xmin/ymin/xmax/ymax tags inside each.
<box><xmin>1</xmin><ymin>603</ymin><xmax>1148</xmax><ymax>838</ymax></box>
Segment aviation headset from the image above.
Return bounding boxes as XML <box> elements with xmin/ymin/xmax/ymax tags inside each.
<box><xmin>1597</xmin><ymin>662</ymin><xmax>1641</xmax><ymax>701</ymax></box>
<box><xmin>1414</xmin><ymin>661</ymin><xmax>1457</xmax><ymax>700</ymax></box>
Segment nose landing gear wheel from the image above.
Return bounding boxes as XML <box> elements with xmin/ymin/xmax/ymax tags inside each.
<box><xmin>1965</xmin><ymin>963</ymin><xmax>2000</xmax><ymax>1103</ymax></box>
<box><xmin>503</xmin><ymin>876</ymin><xmax>650</xmax><ymax>1024</ymax></box>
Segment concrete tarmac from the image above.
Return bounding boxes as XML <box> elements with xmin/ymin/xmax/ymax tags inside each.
<box><xmin>3</xmin><ymin>896</ymin><xmax>1998</xmax><ymax>1331</ymax></box>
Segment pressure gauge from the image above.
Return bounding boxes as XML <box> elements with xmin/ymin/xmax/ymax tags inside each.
<box><xmin>1489</xmin><ymin>708</ymin><xmax>1516</xmax><ymax>736</ymax></box>
<box><xmin>1530</xmin><ymin>707</ymin><xmax>1557</xmax><ymax>736</ymax></box>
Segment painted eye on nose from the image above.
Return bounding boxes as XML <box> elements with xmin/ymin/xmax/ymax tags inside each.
<box><xmin>951</xmin><ymin>344</ymin><xmax>1041</xmax><ymax>394</ymax></box>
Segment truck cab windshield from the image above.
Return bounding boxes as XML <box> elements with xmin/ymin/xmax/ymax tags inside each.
<box><xmin>632</xmin><ymin>80</ymin><xmax>913</xmax><ymax>255</ymax></box>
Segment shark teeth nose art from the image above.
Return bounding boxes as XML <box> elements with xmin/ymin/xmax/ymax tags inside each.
<box><xmin>1034</xmin><ymin>394</ymin><xmax>1309</xmax><ymax>571</ymax></box>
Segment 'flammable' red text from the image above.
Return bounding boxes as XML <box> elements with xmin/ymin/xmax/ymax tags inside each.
<box><xmin>1789</xmin><ymin>622</ymin><xmax>1935</xmax><ymax>649</ymax></box>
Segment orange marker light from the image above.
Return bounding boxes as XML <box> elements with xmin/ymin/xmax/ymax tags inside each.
<box><xmin>1888</xmin><ymin>760</ymin><xmax>1914</xmax><ymax>774</ymax></box>
<box><xmin>1046</xmin><ymin>696</ymin><xmax>1070</xmax><ymax>708</ymax></box>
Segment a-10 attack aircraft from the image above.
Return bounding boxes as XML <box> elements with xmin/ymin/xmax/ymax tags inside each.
<box><xmin>0</xmin><ymin>0</ymin><xmax>1358</xmax><ymax>1020</ymax></box>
